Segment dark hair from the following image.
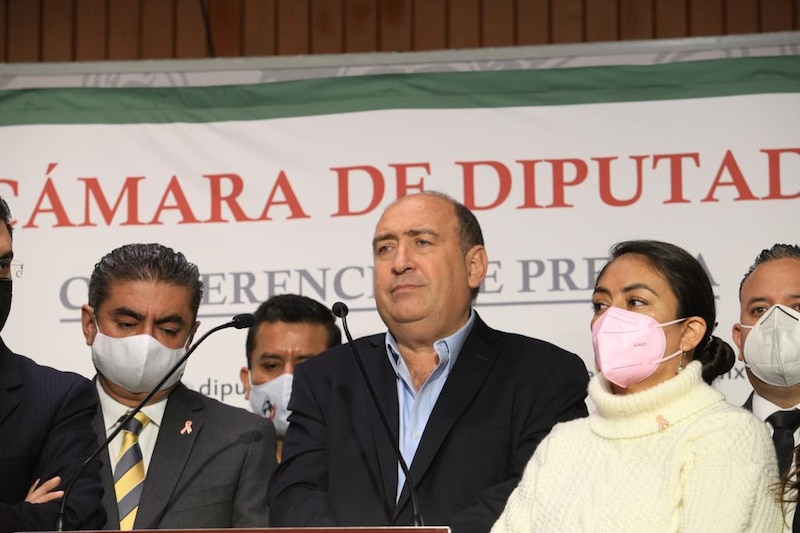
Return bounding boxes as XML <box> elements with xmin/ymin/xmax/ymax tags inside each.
<box><xmin>596</xmin><ymin>240</ymin><xmax>734</xmax><ymax>384</ymax></box>
<box><xmin>245</xmin><ymin>293</ymin><xmax>341</xmax><ymax>367</ymax></box>
<box><xmin>415</xmin><ymin>191</ymin><xmax>485</xmax><ymax>300</ymax></box>
<box><xmin>750</xmin><ymin>245</ymin><xmax>800</xmax><ymax>500</ymax></box>
<box><xmin>88</xmin><ymin>243</ymin><xmax>203</xmax><ymax>318</ymax></box>
<box><xmin>0</xmin><ymin>196</ymin><xmax>13</xmax><ymax>238</ymax></box>
<box><xmin>781</xmin><ymin>447</ymin><xmax>800</xmax><ymax>503</ymax></box>
<box><xmin>739</xmin><ymin>243</ymin><xmax>800</xmax><ymax>298</ymax></box>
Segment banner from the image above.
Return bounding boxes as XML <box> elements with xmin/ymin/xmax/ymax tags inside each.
<box><xmin>0</xmin><ymin>55</ymin><xmax>798</xmax><ymax>409</ymax></box>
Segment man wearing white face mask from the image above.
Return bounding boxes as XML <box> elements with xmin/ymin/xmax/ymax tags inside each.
<box><xmin>81</xmin><ymin>243</ymin><xmax>276</xmax><ymax>530</ymax></box>
<box><xmin>733</xmin><ymin>243</ymin><xmax>800</xmax><ymax>533</ymax></box>
<box><xmin>240</xmin><ymin>294</ymin><xmax>341</xmax><ymax>461</ymax></box>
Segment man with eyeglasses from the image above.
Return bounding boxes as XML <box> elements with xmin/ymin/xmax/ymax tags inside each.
<box><xmin>0</xmin><ymin>196</ymin><xmax>106</xmax><ymax>532</ymax></box>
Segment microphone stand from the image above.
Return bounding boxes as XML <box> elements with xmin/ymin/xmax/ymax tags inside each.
<box><xmin>55</xmin><ymin>313</ymin><xmax>254</xmax><ymax>531</ymax></box>
<box><xmin>332</xmin><ymin>302</ymin><xmax>424</xmax><ymax>526</ymax></box>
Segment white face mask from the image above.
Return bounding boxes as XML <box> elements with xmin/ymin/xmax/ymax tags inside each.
<box><xmin>741</xmin><ymin>304</ymin><xmax>800</xmax><ymax>387</ymax></box>
<box><xmin>248</xmin><ymin>373</ymin><xmax>293</xmax><ymax>437</ymax></box>
<box><xmin>91</xmin><ymin>327</ymin><xmax>189</xmax><ymax>394</ymax></box>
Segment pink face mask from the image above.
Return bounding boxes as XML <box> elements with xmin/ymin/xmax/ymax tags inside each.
<box><xmin>592</xmin><ymin>306</ymin><xmax>686</xmax><ymax>388</ymax></box>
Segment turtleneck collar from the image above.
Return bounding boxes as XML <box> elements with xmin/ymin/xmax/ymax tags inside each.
<box><xmin>589</xmin><ymin>360</ymin><xmax>724</xmax><ymax>439</ymax></box>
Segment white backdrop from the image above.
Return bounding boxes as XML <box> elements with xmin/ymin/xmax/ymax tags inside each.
<box><xmin>0</xmin><ymin>52</ymin><xmax>798</xmax><ymax>410</ymax></box>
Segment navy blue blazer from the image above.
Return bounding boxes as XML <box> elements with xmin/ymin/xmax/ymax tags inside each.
<box><xmin>268</xmin><ymin>314</ymin><xmax>590</xmax><ymax>533</ymax></box>
<box><xmin>0</xmin><ymin>339</ymin><xmax>105</xmax><ymax>532</ymax></box>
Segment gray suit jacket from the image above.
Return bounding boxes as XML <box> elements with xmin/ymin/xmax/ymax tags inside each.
<box><xmin>93</xmin><ymin>382</ymin><xmax>276</xmax><ymax>529</ymax></box>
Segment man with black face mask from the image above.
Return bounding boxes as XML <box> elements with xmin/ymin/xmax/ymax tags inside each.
<box><xmin>80</xmin><ymin>243</ymin><xmax>276</xmax><ymax>529</ymax></box>
<box><xmin>0</xmin><ymin>196</ymin><xmax>105</xmax><ymax>532</ymax></box>
<box><xmin>734</xmin><ymin>243</ymin><xmax>800</xmax><ymax>533</ymax></box>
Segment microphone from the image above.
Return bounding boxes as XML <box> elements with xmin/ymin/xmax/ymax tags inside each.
<box><xmin>331</xmin><ymin>301</ymin><xmax>348</xmax><ymax>320</ymax></box>
<box><xmin>331</xmin><ymin>302</ymin><xmax>424</xmax><ymax>526</ymax></box>
<box><xmin>55</xmin><ymin>313</ymin><xmax>255</xmax><ymax>531</ymax></box>
<box><xmin>230</xmin><ymin>312</ymin><xmax>256</xmax><ymax>329</ymax></box>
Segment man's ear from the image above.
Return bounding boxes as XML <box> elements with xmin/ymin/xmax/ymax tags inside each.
<box><xmin>732</xmin><ymin>323</ymin><xmax>744</xmax><ymax>361</ymax></box>
<box><xmin>679</xmin><ymin>316</ymin><xmax>707</xmax><ymax>354</ymax></box>
<box><xmin>465</xmin><ymin>245</ymin><xmax>489</xmax><ymax>290</ymax></box>
<box><xmin>239</xmin><ymin>367</ymin><xmax>252</xmax><ymax>400</ymax></box>
<box><xmin>186</xmin><ymin>320</ymin><xmax>200</xmax><ymax>347</ymax></box>
<box><xmin>81</xmin><ymin>304</ymin><xmax>97</xmax><ymax>346</ymax></box>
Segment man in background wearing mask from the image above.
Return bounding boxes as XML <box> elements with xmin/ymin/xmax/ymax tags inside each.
<box><xmin>733</xmin><ymin>243</ymin><xmax>800</xmax><ymax>532</ymax></box>
<box><xmin>239</xmin><ymin>294</ymin><xmax>342</xmax><ymax>461</ymax></box>
<box><xmin>240</xmin><ymin>294</ymin><xmax>341</xmax><ymax>462</ymax></box>
<box><xmin>0</xmin><ymin>196</ymin><xmax>105</xmax><ymax>532</ymax></box>
<box><xmin>80</xmin><ymin>243</ymin><xmax>276</xmax><ymax>529</ymax></box>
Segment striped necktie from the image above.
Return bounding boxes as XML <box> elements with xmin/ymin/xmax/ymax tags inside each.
<box><xmin>114</xmin><ymin>411</ymin><xmax>151</xmax><ymax>530</ymax></box>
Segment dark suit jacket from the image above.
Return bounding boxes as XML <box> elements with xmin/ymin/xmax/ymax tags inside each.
<box><xmin>744</xmin><ymin>391</ymin><xmax>800</xmax><ymax>532</ymax></box>
<box><xmin>0</xmin><ymin>339</ymin><xmax>105</xmax><ymax>533</ymax></box>
<box><xmin>93</xmin><ymin>382</ymin><xmax>277</xmax><ymax>529</ymax></box>
<box><xmin>743</xmin><ymin>392</ymin><xmax>754</xmax><ymax>412</ymax></box>
<box><xmin>268</xmin><ymin>314</ymin><xmax>590</xmax><ymax>533</ymax></box>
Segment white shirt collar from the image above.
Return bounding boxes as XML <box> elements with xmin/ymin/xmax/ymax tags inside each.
<box><xmin>96</xmin><ymin>379</ymin><xmax>168</xmax><ymax>432</ymax></box>
<box><xmin>751</xmin><ymin>390</ymin><xmax>800</xmax><ymax>422</ymax></box>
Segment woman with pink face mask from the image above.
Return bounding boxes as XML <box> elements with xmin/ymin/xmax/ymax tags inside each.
<box><xmin>492</xmin><ymin>240</ymin><xmax>782</xmax><ymax>533</ymax></box>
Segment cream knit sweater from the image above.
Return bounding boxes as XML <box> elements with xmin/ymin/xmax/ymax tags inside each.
<box><xmin>491</xmin><ymin>361</ymin><xmax>782</xmax><ymax>532</ymax></box>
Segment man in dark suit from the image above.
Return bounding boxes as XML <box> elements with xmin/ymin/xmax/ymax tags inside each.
<box><xmin>268</xmin><ymin>191</ymin><xmax>589</xmax><ymax>533</ymax></box>
<box><xmin>80</xmin><ymin>243</ymin><xmax>276</xmax><ymax>529</ymax></box>
<box><xmin>733</xmin><ymin>243</ymin><xmax>800</xmax><ymax>532</ymax></box>
<box><xmin>0</xmin><ymin>195</ymin><xmax>105</xmax><ymax>532</ymax></box>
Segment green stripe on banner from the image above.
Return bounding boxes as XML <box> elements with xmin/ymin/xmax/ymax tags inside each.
<box><xmin>0</xmin><ymin>55</ymin><xmax>798</xmax><ymax>126</ymax></box>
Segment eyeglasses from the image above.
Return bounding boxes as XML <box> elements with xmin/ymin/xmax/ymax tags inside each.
<box><xmin>0</xmin><ymin>259</ymin><xmax>23</xmax><ymax>280</ymax></box>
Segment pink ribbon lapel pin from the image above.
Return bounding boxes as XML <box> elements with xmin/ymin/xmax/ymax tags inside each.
<box><xmin>180</xmin><ymin>420</ymin><xmax>193</xmax><ymax>435</ymax></box>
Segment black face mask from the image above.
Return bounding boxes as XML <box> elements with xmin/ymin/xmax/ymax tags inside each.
<box><xmin>0</xmin><ymin>279</ymin><xmax>11</xmax><ymax>333</ymax></box>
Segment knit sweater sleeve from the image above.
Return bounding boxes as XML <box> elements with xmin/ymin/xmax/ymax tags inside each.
<box><xmin>680</xmin><ymin>409</ymin><xmax>782</xmax><ymax>533</ymax></box>
<box><xmin>490</xmin><ymin>428</ymin><xmax>553</xmax><ymax>533</ymax></box>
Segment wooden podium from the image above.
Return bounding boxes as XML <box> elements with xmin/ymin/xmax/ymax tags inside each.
<box><xmin>42</xmin><ymin>526</ymin><xmax>450</xmax><ymax>533</ymax></box>
<box><xmin>251</xmin><ymin>530</ymin><xmax>449</xmax><ymax>532</ymax></box>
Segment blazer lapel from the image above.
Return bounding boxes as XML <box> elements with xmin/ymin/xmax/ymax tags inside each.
<box><xmin>359</xmin><ymin>335</ymin><xmax>402</xmax><ymax>517</ymax></box>
<box><xmin>393</xmin><ymin>315</ymin><xmax>500</xmax><ymax>518</ymax></box>
<box><xmin>135</xmin><ymin>384</ymin><xmax>204</xmax><ymax>529</ymax></box>
<box><xmin>743</xmin><ymin>391</ymin><xmax>754</xmax><ymax>411</ymax></box>
<box><xmin>0</xmin><ymin>386</ymin><xmax>18</xmax><ymax>427</ymax></box>
<box><xmin>91</xmin><ymin>406</ymin><xmax>119</xmax><ymax>530</ymax></box>
<box><xmin>0</xmin><ymin>345</ymin><xmax>21</xmax><ymax>425</ymax></box>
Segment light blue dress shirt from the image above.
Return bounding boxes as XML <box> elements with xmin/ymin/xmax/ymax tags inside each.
<box><xmin>385</xmin><ymin>309</ymin><xmax>476</xmax><ymax>502</ymax></box>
